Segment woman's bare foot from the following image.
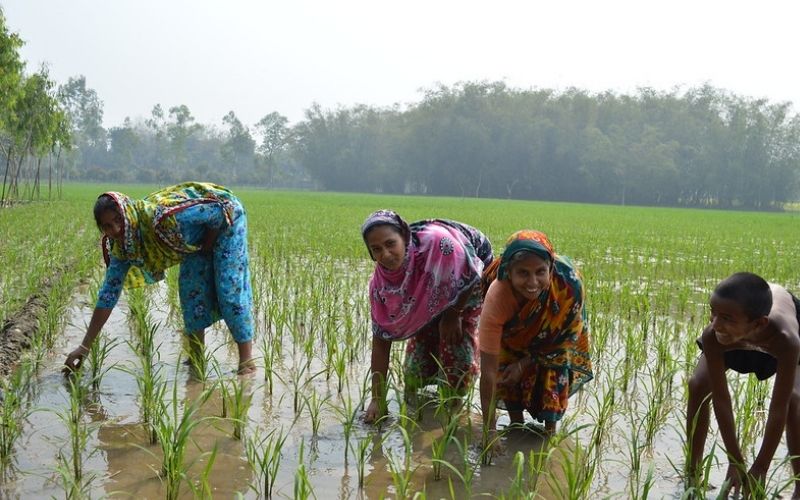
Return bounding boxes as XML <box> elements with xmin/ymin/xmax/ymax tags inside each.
<box><xmin>237</xmin><ymin>359</ymin><xmax>256</xmax><ymax>375</ymax></box>
<box><xmin>236</xmin><ymin>340</ymin><xmax>255</xmax><ymax>375</ymax></box>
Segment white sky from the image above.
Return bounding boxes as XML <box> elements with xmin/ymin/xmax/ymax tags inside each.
<box><xmin>4</xmin><ymin>0</ymin><xmax>799</xmax><ymax>129</ymax></box>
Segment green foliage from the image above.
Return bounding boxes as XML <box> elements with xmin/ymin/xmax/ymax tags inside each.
<box><xmin>293</xmin><ymin>83</ymin><xmax>800</xmax><ymax>208</ymax></box>
<box><xmin>0</xmin><ymin>8</ymin><xmax>24</xmax><ymax>130</ymax></box>
<box><xmin>3</xmin><ymin>187</ymin><xmax>800</xmax><ymax>496</ymax></box>
<box><xmin>0</xmin><ymin>12</ymin><xmax>71</xmax><ymax>203</ymax></box>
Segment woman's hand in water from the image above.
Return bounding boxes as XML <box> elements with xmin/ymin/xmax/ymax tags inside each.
<box><xmin>63</xmin><ymin>344</ymin><xmax>89</xmax><ymax>374</ymax></box>
<box><xmin>363</xmin><ymin>398</ymin><xmax>386</xmax><ymax>424</ymax></box>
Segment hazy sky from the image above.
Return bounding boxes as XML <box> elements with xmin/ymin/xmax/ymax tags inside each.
<box><xmin>4</xmin><ymin>0</ymin><xmax>799</xmax><ymax>129</ymax></box>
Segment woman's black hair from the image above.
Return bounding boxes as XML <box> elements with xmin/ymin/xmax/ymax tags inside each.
<box><xmin>93</xmin><ymin>194</ymin><xmax>119</xmax><ymax>229</ymax></box>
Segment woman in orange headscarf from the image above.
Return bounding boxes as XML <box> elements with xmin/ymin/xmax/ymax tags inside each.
<box><xmin>479</xmin><ymin>230</ymin><xmax>592</xmax><ymax>437</ymax></box>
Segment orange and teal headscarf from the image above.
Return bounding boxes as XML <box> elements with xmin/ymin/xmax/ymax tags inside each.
<box><xmin>486</xmin><ymin>230</ymin><xmax>593</xmax><ymax>421</ymax></box>
<box><xmin>100</xmin><ymin>182</ymin><xmax>236</xmax><ymax>287</ymax></box>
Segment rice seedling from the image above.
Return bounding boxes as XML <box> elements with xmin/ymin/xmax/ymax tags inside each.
<box><xmin>85</xmin><ymin>335</ymin><xmax>118</xmax><ymax>391</ymax></box>
<box><xmin>214</xmin><ymin>362</ymin><xmax>253</xmax><ymax>440</ymax></box>
<box><xmin>40</xmin><ymin>280</ymin><xmax>73</xmax><ymax>348</ymax></box>
<box><xmin>260</xmin><ymin>329</ymin><xmax>277</xmax><ymax>394</ymax></box>
<box><xmin>163</xmin><ymin>266</ymin><xmax>182</xmax><ymax>325</ymax></box>
<box><xmin>332</xmin><ymin>344</ymin><xmax>348</xmax><ymax>394</ymax></box>
<box><xmin>293</xmin><ymin>440</ymin><xmax>315</xmax><ymax>500</ymax></box>
<box><xmin>328</xmin><ymin>383</ymin><xmax>363</xmax><ymax>462</ymax></box>
<box><xmin>284</xmin><ymin>358</ymin><xmax>324</xmax><ymax>415</ymax></box>
<box><xmin>126</xmin><ymin>286</ymin><xmax>152</xmax><ymax>337</ymax></box>
<box><xmin>302</xmin><ymin>386</ymin><xmax>330</xmax><ymax>439</ymax></box>
<box><xmin>185</xmin><ymin>444</ymin><xmax>218</xmax><ymax>499</ymax></box>
<box><xmin>500</xmin><ymin>451</ymin><xmax>535</xmax><ymax>500</ymax></box>
<box><xmin>130</xmin><ymin>318</ymin><xmax>159</xmax><ymax>366</ymax></box>
<box><xmin>433</xmin><ymin>429</ymin><xmax>479</xmax><ymax>498</ymax></box>
<box><xmin>546</xmin><ymin>427</ymin><xmax>597</xmax><ymax>499</ymax></box>
<box><xmin>0</xmin><ymin>364</ymin><xmax>34</xmax><ymax>471</ymax></box>
<box><xmin>245</xmin><ymin>427</ymin><xmax>289</xmax><ymax>498</ymax></box>
<box><xmin>356</xmin><ymin>434</ymin><xmax>373</xmax><ymax>489</ymax></box>
<box><xmin>52</xmin><ymin>375</ymin><xmax>98</xmax><ymax>498</ymax></box>
<box><xmin>6</xmin><ymin>189</ymin><xmax>800</xmax><ymax>497</ymax></box>
<box><xmin>184</xmin><ymin>335</ymin><xmax>215</xmax><ymax>383</ymax></box>
<box><xmin>150</xmin><ymin>369</ymin><xmax>214</xmax><ymax>500</ymax></box>
<box><xmin>430</xmin><ymin>415</ymin><xmax>458</xmax><ymax>481</ymax></box>
<box><xmin>385</xmin><ymin>425</ymin><xmax>418</xmax><ymax>499</ymax></box>
<box><xmin>734</xmin><ymin>373</ymin><xmax>771</xmax><ymax>455</ymax></box>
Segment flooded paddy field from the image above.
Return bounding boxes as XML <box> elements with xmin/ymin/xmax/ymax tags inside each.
<box><xmin>2</xmin><ymin>185</ymin><xmax>800</xmax><ymax>498</ymax></box>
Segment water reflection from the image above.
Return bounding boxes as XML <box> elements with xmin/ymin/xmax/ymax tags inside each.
<box><xmin>90</xmin><ymin>370</ymin><xmax>255</xmax><ymax>498</ymax></box>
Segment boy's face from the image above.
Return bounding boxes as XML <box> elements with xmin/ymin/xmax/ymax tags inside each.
<box><xmin>709</xmin><ymin>293</ymin><xmax>764</xmax><ymax>345</ymax></box>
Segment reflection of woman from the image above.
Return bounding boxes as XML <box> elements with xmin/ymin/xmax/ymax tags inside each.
<box><xmin>63</xmin><ymin>182</ymin><xmax>255</xmax><ymax>374</ymax></box>
<box><xmin>361</xmin><ymin>210</ymin><xmax>493</xmax><ymax>423</ymax></box>
<box><xmin>479</xmin><ymin>230</ymin><xmax>592</xmax><ymax>436</ymax></box>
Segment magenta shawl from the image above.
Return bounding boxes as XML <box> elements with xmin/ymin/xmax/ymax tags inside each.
<box><xmin>368</xmin><ymin>217</ymin><xmax>485</xmax><ymax>341</ymax></box>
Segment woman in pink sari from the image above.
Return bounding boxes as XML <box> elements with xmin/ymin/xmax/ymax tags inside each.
<box><xmin>361</xmin><ymin>210</ymin><xmax>493</xmax><ymax>423</ymax></box>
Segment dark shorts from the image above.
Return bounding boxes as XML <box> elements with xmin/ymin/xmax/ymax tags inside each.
<box><xmin>696</xmin><ymin>292</ymin><xmax>800</xmax><ymax>381</ymax></box>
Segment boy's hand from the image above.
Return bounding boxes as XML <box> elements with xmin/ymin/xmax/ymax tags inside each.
<box><xmin>722</xmin><ymin>462</ymin><xmax>746</xmax><ymax>498</ymax></box>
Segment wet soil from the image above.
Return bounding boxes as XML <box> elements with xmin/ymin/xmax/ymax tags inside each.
<box><xmin>1</xmin><ymin>284</ymin><xmax>566</xmax><ymax>499</ymax></box>
<box><xmin>0</xmin><ymin>275</ymin><xmax>56</xmax><ymax>378</ymax></box>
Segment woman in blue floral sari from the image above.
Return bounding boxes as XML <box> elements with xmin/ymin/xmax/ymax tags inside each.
<box><xmin>64</xmin><ymin>182</ymin><xmax>255</xmax><ymax>374</ymax></box>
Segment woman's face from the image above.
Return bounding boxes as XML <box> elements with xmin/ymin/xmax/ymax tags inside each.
<box><xmin>98</xmin><ymin>208</ymin><xmax>125</xmax><ymax>243</ymax></box>
<box><xmin>508</xmin><ymin>252</ymin><xmax>551</xmax><ymax>302</ymax></box>
<box><xmin>365</xmin><ymin>225</ymin><xmax>406</xmax><ymax>271</ymax></box>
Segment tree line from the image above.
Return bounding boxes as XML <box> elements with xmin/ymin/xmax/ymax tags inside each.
<box><xmin>3</xmin><ymin>8</ymin><xmax>799</xmax><ymax>209</ymax></box>
<box><xmin>1</xmin><ymin>9</ymin><xmax>71</xmax><ymax>204</ymax></box>
<box><xmin>295</xmin><ymin>82</ymin><xmax>800</xmax><ymax>209</ymax></box>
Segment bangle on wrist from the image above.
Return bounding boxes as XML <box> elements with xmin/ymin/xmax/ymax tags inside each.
<box><xmin>78</xmin><ymin>344</ymin><xmax>90</xmax><ymax>353</ymax></box>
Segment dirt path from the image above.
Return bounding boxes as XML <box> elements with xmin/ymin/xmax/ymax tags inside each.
<box><xmin>0</xmin><ymin>274</ymin><xmax>61</xmax><ymax>378</ymax></box>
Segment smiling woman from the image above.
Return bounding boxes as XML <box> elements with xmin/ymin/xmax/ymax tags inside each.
<box><xmin>479</xmin><ymin>230</ymin><xmax>593</xmax><ymax>438</ymax></box>
<box><xmin>360</xmin><ymin>209</ymin><xmax>493</xmax><ymax>424</ymax></box>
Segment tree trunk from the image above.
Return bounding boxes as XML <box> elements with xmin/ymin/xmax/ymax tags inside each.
<box><xmin>1</xmin><ymin>146</ymin><xmax>12</xmax><ymax>205</ymax></box>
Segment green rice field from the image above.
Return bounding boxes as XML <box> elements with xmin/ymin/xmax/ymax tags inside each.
<box><xmin>1</xmin><ymin>184</ymin><xmax>800</xmax><ymax>498</ymax></box>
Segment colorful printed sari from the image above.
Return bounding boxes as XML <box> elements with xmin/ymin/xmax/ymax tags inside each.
<box><xmin>484</xmin><ymin>230</ymin><xmax>593</xmax><ymax>422</ymax></box>
<box><xmin>363</xmin><ymin>210</ymin><xmax>492</xmax><ymax>389</ymax></box>
<box><xmin>101</xmin><ymin>182</ymin><xmax>237</xmax><ymax>287</ymax></box>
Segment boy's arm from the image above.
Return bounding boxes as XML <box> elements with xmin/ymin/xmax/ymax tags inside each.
<box><xmin>752</xmin><ymin>336</ymin><xmax>800</xmax><ymax>472</ymax></box>
<box><xmin>702</xmin><ymin>327</ymin><xmax>746</xmax><ymax>465</ymax></box>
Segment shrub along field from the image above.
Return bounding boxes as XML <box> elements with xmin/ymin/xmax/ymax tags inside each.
<box><xmin>1</xmin><ymin>184</ymin><xmax>799</xmax><ymax>498</ymax></box>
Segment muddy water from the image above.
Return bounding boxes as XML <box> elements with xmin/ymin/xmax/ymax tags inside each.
<box><xmin>0</xmin><ymin>284</ymin><xmax>573</xmax><ymax>499</ymax></box>
<box><xmin>8</xmin><ymin>279</ymin><xmax>787</xmax><ymax>498</ymax></box>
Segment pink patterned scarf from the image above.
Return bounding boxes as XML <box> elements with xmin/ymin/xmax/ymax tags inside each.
<box><xmin>365</xmin><ymin>211</ymin><xmax>485</xmax><ymax>341</ymax></box>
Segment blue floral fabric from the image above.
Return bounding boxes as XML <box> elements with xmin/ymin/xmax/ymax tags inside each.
<box><xmin>96</xmin><ymin>198</ymin><xmax>253</xmax><ymax>343</ymax></box>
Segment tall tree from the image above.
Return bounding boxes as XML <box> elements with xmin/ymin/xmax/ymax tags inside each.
<box><xmin>221</xmin><ymin>111</ymin><xmax>255</xmax><ymax>181</ymax></box>
<box><xmin>57</xmin><ymin>76</ymin><xmax>105</xmax><ymax>176</ymax></box>
<box><xmin>255</xmin><ymin>112</ymin><xmax>289</xmax><ymax>187</ymax></box>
